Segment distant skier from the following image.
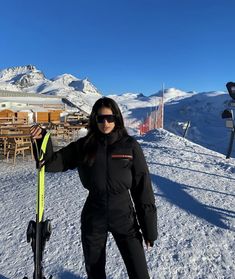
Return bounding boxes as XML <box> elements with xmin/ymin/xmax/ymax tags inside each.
<box><xmin>30</xmin><ymin>97</ymin><xmax>158</xmax><ymax>279</ymax></box>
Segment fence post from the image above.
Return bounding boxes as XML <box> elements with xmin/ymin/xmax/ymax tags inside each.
<box><xmin>183</xmin><ymin>121</ymin><xmax>190</xmax><ymax>138</ymax></box>
<box><xmin>226</xmin><ymin>128</ymin><xmax>235</xmax><ymax>159</ymax></box>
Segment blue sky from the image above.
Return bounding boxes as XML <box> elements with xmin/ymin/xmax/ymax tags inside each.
<box><xmin>0</xmin><ymin>0</ymin><xmax>235</xmax><ymax>96</ymax></box>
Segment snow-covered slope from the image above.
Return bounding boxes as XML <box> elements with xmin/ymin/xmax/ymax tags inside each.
<box><xmin>163</xmin><ymin>91</ymin><xmax>231</xmax><ymax>154</ymax></box>
<box><xmin>108</xmin><ymin>89</ymin><xmax>233</xmax><ymax>157</ymax></box>
<box><xmin>0</xmin><ymin>65</ymin><xmax>45</xmax><ymax>88</ymax></box>
<box><xmin>0</xmin><ymin>65</ymin><xmax>101</xmax><ymax>114</ymax></box>
<box><xmin>0</xmin><ymin>129</ymin><xmax>234</xmax><ymax>279</ymax></box>
<box><xmin>0</xmin><ymin>66</ymin><xmax>233</xmax><ymax>156</ymax></box>
<box><xmin>108</xmin><ymin>93</ymin><xmax>158</xmax><ymax>134</ymax></box>
<box><xmin>151</xmin><ymin>87</ymin><xmax>195</xmax><ymax>102</ymax></box>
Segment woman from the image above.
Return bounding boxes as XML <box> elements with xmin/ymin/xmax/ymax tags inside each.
<box><xmin>31</xmin><ymin>97</ymin><xmax>158</xmax><ymax>279</ymax></box>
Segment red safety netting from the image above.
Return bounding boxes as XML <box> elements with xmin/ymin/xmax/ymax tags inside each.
<box><xmin>139</xmin><ymin>99</ymin><xmax>163</xmax><ymax>135</ymax></box>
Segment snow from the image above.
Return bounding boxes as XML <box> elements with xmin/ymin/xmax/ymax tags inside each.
<box><xmin>0</xmin><ymin>96</ymin><xmax>62</xmax><ymax>104</ymax></box>
<box><xmin>108</xmin><ymin>90</ymin><xmax>234</xmax><ymax>157</ymax></box>
<box><xmin>0</xmin><ymin>65</ymin><xmax>233</xmax><ymax>156</ymax></box>
<box><xmin>0</xmin><ymin>65</ymin><xmax>235</xmax><ymax>278</ymax></box>
<box><xmin>0</xmin><ymin>65</ymin><xmax>41</xmax><ymax>81</ymax></box>
<box><xmin>0</xmin><ymin>129</ymin><xmax>234</xmax><ymax>279</ymax></box>
<box><xmin>151</xmin><ymin>88</ymin><xmax>195</xmax><ymax>102</ymax></box>
<box><xmin>0</xmin><ymin>65</ymin><xmax>102</xmax><ymax>114</ymax></box>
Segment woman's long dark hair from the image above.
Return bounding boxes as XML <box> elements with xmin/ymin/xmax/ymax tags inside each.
<box><xmin>83</xmin><ymin>97</ymin><xmax>128</xmax><ymax>166</ymax></box>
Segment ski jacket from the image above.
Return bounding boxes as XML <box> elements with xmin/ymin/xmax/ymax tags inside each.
<box><xmin>34</xmin><ymin>130</ymin><xmax>158</xmax><ymax>242</ymax></box>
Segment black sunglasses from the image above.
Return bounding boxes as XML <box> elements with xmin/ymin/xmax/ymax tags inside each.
<box><xmin>96</xmin><ymin>114</ymin><xmax>116</xmax><ymax>123</ymax></box>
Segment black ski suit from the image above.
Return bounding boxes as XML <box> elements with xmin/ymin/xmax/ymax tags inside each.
<box><xmin>34</xmin><ymin>130</ymin><xmax>158</xmax><ymax>279</ymax></box>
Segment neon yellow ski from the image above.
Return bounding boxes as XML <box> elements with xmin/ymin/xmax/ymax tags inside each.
<box><xmin>36</xmin><ymin>132</ymin><xmax>50</xmax><ymax>222</ymax></box>
<box><xmin>25</xmin><ymin>131</ymin><xmax>52</xmax><ymax>279</ymax></box>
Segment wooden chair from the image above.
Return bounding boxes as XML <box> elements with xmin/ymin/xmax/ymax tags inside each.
<box><xmin>0</xmin><ymin>137</ymin><xmax>5</xmax><ymax>158</ymax></box>
<box><xmin>6</xmin><ymin>137</ymin><xmax>33</xmax><ymax>164</ymax></box>
<box><xmin>22</xmin><ymin>137</ymin><xmax>34</xmax><ymax>160</ymax></box>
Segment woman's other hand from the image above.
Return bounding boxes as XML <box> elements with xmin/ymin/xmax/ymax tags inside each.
<box><xmin>145</xmin><ymin>240</ymin><xmax>154</xmax><ymax>250</ymax></box>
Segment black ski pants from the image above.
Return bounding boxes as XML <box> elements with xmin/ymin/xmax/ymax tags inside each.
<box><xmin>81</xmin><ymin>192</ymin><xmax>150</xmax><ymax>279</ymax></box>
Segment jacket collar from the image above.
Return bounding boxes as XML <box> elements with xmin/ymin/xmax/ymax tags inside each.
<box><xmin>98</xmin><ymin>129</ymin><xmax>123</xmax><ymax>145</ymax></box>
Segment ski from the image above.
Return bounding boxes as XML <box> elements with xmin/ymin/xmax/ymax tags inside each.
<box><xmin>24</xmin><ymin>132</ymin><xmax>52</xmax><ymax>279</ymax></box>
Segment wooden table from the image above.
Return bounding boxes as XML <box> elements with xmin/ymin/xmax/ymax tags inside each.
<box><xmin>0</xmin><ymin>125</ymin><xmax>31</xmax><ymax>134</ymax></box>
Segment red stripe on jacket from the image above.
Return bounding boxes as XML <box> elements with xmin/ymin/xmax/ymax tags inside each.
<box><xmin>111</xmin><ymin>154</ymin><xmax>133</xmax><ymax>159</ymax></box>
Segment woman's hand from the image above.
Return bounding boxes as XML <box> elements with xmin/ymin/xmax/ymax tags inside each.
<box><xmin>145</xmin><ymin>240</ymin><xmax>154</xmax><ymax>250</ymax></box>
<box><xmin>30</xmin><ymin>125</ymin><xmax>43</xmax><ymax>139</ymax></box>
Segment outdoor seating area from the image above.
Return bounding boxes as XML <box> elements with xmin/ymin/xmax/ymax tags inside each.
<box><xmin>0</xmin><ymin>98</ymin><xmax>89</xmax><ymax>164</ymax></box>
<box><xmin>46</xmin><ymin>122</ymin><xmax>88</xmax><ymax>147</ymax></box>
<box><xmin>0</xmin><ymin>122</ymin><xmax>88</xmax><ymax>164</ymax></box>
<box><xmin>0</xmin><ymin>125</ymin><xmax>33</xmax><ymax>164</ymax></box>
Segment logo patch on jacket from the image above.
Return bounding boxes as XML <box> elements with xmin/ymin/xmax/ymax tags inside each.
<box><xmin>111</xmin><ymin>154</ymin><xmax>133</xmax><ymax>160</ymax></box>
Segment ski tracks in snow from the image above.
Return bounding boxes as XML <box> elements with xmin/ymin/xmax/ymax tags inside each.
<box><xmin>143</xmin><ymin>130</ymin><xmax>235</xmax><ymax>279</ymax></box>
<box><xmin>0</xmin><ymin>129</ymin><xmax>235</xmax><ymax>278</ymax></box>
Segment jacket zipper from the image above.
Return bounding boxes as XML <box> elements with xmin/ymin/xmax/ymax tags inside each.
<box><xmin>104</xmin><ymin>136</ymin><xmax>109</xmax><ymax>225</ymax></box>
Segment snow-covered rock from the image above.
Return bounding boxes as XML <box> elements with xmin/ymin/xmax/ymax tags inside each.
<box><xmin>0</xmin><ymin>65</ymin><xmax>45</xmax><ymax>92</ymax></box>
<box><xmin>0</xmin><ymin>65</ymin><xmax>41</xmax><ymax>81</ymax></box>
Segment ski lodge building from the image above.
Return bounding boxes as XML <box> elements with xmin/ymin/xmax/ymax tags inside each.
<box><xmin>0</xmin><ymin>90</ymin><xmax>88</xmax><ymax>124</ymax></box>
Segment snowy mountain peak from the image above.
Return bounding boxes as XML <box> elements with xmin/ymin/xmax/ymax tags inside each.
<box><xmin>151</xmin><ymin>87</ymin><xmax>194</xmax><ymax>101</ymax></box>
<box><xmin>121</xmin><ymin>92</ymin><xmax>144</xmax><ymax>98</ymax></box>
<box><xmin>49</xmin><ymin>75</ymin><xmax>100</xmax><ymax>95</ymax></box>
<box><xmin>0</xmin><ymin>65</ymin><xmax>45</xmax><ymax>88</ymax></box>
<box><xmin>51</xmin><ymin>74</ymin><xmax>80</xmax><ymax>85</ymax></box>
<box><xmin>0</xmin><ymin>65</ymin><xmax>41</xmax><ymax>80</ymax></box>
<box><xmin>0</xmin><ymin>66</ymin><xmax>101</xmax><ymax>110</ymax></box>
<box><xmin>69</xmin><ymin>78</ymin><xmax>100</xmax><ymax>95</ymax></box>
<box><xmin>80</xmin><ymin>78</ymin><xmax>101</xmax><ymax>95</ymax></box>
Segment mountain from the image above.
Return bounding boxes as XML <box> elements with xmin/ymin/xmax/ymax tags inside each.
<box><xmin>151</xmin><ymin>87</ymin><xmax>195</xmax><ymax>101</ymax></box>
<box><xmin>0</xmin><ymin>129</ymin><xmax>234</xmax><ymax>278</ymax></box>
<box><xmin>0</xmin><ymin>65</ymin><xmax>233</xmax><ymax>157</ymax></box>
<box><xmin>0</xmin><ymin>65</ymin><xmax>101</xmax><ymax>113</ymax></box>
<box><xmin>1</xmin><ymin>67</ymin><xmax>234</xmax><ymax>278</ymax></box>
<box><xmin>163</xmin><ymin>91</ymin><xmax>231</xmax><ymax>154</ymax></box>
<box><xmin>109</xmin><ymin>89</ymin><xmax>233</xmax><ymax>157</ymax></box>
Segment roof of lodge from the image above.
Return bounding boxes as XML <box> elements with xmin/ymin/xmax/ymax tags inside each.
<box><xmin>0</xmin><ymin>89</ymin><xmax>61</xmax><ymax>99</ymax></box>
<box><xmin>0</xmin><ymin>89</ymin><xmax>89</xmax><ymax>115</ymax></box>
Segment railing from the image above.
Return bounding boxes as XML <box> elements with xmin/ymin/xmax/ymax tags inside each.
<box><xmin>0</xmin><ymin>116</ymin><xmax>28</xmax><ymax>125</ymax></box>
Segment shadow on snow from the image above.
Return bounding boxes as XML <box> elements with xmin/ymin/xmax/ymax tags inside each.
<box><xmin>149</xmin><ymin>161</ymin><xmax>235</xmax><ymax>182</ymax></box>
<box><xmin>57</xmin><ymin>271</ymin><xmax>85</xmax><ymax>279</ymax></box>
<box><xmin>151</xmin><ymin>174</ymin><xmax>234</xmax><ymax>230</ymax></box>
